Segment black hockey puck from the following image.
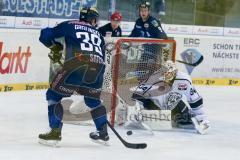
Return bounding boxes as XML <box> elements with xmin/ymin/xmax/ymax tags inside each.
<box><xmin>127</xmin><ymin>130</ymin><xmax>133</xmax><ymax>135</ymax></box>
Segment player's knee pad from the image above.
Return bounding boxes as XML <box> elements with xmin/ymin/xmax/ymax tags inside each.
<box><xmin>84</xmin><ymin>96</ymin><xmax>101</xmax><ymax>109</ymax></box>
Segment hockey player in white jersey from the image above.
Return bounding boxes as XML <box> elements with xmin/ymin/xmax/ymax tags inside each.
<box><xmin>123</xmin><ymin>60</ymin><xmax>210</xmax><ymax>134</ymax></box>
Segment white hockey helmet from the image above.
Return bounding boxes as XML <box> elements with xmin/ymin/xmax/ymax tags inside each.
<box><xmin>161</xmin><ymin>60</ymin><xmax>177</xmax><ymax>83</ymax></box>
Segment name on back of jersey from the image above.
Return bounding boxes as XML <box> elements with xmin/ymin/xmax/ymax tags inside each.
<box><xmin>90</xmin><ymin>54</ymin><xmax>104</xmax><ymax>64</ymax></box>
<box><xmin>75</xmin><ymin>25</ymin><xmax>100</xmax><ymax>37</ymax></box>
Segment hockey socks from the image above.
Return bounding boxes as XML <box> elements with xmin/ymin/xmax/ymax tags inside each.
<box><xmin>48</xmin><ymin>103</ymin><xmax>63</xmax><ymax>129</ymax></box>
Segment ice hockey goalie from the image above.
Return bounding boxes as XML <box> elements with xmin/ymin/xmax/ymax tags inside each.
<box><xmin>118</xmin><ymin>60</ymin><xmax>210</xmax><ymax>135</ymax></box>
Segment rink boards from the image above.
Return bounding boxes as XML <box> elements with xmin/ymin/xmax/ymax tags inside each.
<box><xmin>0</xmin><ymin>29</ymin><xmax>240</xmax><ymax>93</ymax></box>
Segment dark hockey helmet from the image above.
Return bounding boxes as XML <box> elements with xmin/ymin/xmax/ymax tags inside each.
<box><xmin>139</xmin><ymin>1</ymin><xmax>151</xmax><ymax>10</ymax></box>
<box><xmin>79</xmin><ymin>7</ymin><xmax>99</xmax><ymax>24</ymax></box>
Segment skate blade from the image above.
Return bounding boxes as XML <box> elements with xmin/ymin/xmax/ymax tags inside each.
<box><xmin>91</xmin><ymin>139</ymin><xmax>110</xmax><ymax>146</ymax></box>
<box><xmin>38</xmin><ymin>138</ymin><xmax>61</xmax><ymax>147</ymax></box>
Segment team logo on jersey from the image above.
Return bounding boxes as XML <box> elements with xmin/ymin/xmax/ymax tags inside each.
<box><xmin>178</xmin><ymin>83</ymin><xmax>188</xmax><ymax>90</ymax></box>
<box><xmin>166</xmin><ymin>92</ymin><xmax>182</xmax><ymax>110</ymax></box>
<box><xmin>144</xmin><ymin>23</ymin><xmax>149</xmax><ymax>28</ymax></box>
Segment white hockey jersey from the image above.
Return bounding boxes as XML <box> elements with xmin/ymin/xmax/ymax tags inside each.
<box><xmin>133</xmin><ymin>71</ymin><xmax>203</xmax><ymax>110</ymax></box>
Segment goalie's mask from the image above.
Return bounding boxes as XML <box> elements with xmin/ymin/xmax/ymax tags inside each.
<box><xmin>161</xmin><ymin>60</ymin><xmax>178</xmax><ymax>83</ymax></box>
<box><xmin>79</xmin><ymin>7</ymin><xmax>99</xmax><ymax>26</ymax></box>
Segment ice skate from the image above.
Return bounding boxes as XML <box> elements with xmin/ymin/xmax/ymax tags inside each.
<box><xmin>38</xmin><ymin>128</ymin><xmax>62</xmax><ymax>147</ymax></box>
<box><xmin>90</xmin><ymin>124</ymin><xmax>109</xmax><ymax>146</ymax></box>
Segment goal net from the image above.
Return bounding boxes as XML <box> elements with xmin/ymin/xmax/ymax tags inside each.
<box><xmin>102</xmin><ymin>38</ymin><xmax>176</xmax><ymax>125</ymax></box>
<box><xmin>50</xmin><ymin>37</ymin><xmax>176</xmax><ymax>126</ymax></box>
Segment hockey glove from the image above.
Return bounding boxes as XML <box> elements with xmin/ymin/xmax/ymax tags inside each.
<box><xmin>48</xmin><ymin>43</ymin><xmax>63</xmax><ymax>64</ymax></box>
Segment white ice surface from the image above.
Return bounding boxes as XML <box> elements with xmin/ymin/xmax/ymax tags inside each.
<box><xmin>0</xmin><ymin>86</ymin><xmax>240</xmax><ymax>160</ymax></box>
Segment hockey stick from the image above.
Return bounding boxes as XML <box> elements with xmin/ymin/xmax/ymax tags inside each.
<box><xmin>176</xmin><ymin>55</ymin><xmax>203</xmax><ymax>67</ymax></box>
<box><xmin>177</xmin><ymin>48</ymin><xmax>204</xmax><ymax>67</ymax></box>
<box><xmin>106</xmin><ymin>120</ymin><xmax>147</xmax><ymax>149</ymax></box>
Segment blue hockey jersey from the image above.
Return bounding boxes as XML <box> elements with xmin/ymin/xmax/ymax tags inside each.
<box><xmin>39</xmin><ymin>20</ymin><xmax>105</xmax><ymax>63</ymax></box>
<box><xmin>129</xmin><ymin>16</ymin><xmax>167</xmax><ymax>39</ymax></box>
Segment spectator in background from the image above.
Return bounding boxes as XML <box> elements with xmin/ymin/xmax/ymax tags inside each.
<box><xmin>155</xmin><ymin>0</ymin><xmax>166</xmax><ymax>16</ymax></box>
<box><xmin>128</xmin><ymin>1</ymin><xmax>168</xmax><ymax>83</ymax></box>
<box><xmin>98</xmin><ymin>11</ymin><xmax>122</xmax><ymax>37</ymax></box>
<box><xmin>129</xmin><ymin>1</ymin><xmax>167</xmax><ymax>39</ymax></box>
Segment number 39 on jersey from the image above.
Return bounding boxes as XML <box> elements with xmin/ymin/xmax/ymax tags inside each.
<box><xmin>76</xmin><ymin>32</ymin><xmax>103</xmax><ymax>56</ymax></box>
<box><xmin>76</xmin><ymin>31</ymin><xmax>104</xmax><ymax>64</ymax></box>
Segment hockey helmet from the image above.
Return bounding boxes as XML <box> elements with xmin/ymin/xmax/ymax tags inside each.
<box><xmin>111</xmin><ymin>12</ymin><xmax>122</xmax><ymax>21</ymax></box>
<box><xmin>161</xmin><ymin>60</ymin><xmax>177</xmax><ymax>83</ymax></box>
<box><xmin>79</xmin><ymin>7</ymin><xmax>99</xmax><ymax>24</ymax></box>
<box><xmin>139</xmin><ymin>1</ymin><xmax>151</xmax><ymax>10</ymax></box>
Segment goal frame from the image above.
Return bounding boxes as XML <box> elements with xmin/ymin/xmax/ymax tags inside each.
<box><xmin>109</xmin><ymin>38</ymin><xmax>176</xmax><ymax>126</ymax></box>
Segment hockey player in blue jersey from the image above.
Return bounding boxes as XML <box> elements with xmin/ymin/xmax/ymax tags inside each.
<box><xmin>129</xmin><ymin>1</ymin><xmax>167</xmax><ymax>39</ymax></box>
<box><xmin>38</xmin><ymin>7</ymin><xmax>109</xmax><ymax>146</ymax></box>
<box><xmin>129</xmin><ymin>1</ymin><xmax>168</xmax><ymax>82</ymax></box>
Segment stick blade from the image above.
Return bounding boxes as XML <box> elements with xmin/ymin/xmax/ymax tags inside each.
<box><xmin>125</xmin><ymin>143</ymin><xmax>147</xmax><ymax>149</ymax></box>
<box><xmin>107</xmin><ymin>121</ymin><xmax>147</xmax><ymax>149</ymax></box>
<box><xmin>179</xmin><ymin>48</ymin><xmax>204</xmax><ymax>67</ymax></box>
<box><xmin>122</xmin><ymin>140</ymin><xmax>147</xmax><ymax>149</ymax></box>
